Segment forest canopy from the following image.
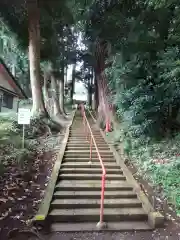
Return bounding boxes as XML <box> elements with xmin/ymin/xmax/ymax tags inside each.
<box><xmin>0</xmin><ymin>0</ymin><xmax>180</xmax><ymax>139</ymax></box>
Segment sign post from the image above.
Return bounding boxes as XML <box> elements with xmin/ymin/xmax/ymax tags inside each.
<box><xmin>18</xmin><ymin>108</ymin><xmax>31</xmax><ymax>149</ymax></box>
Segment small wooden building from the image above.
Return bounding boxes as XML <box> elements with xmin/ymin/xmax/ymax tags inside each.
<box><xmin>0</xmin><ymin>59</ymin><xmax>27</xmax><ymax>113</ymax></box>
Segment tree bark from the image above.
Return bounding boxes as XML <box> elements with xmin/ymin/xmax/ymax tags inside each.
<box><xmin>70</xmin><ymin>64</ymin><xmax>76</xmax><ymax>104</ymax></box>
<box><xmin>12</xmin><ymin>64</ymin><xmax>16</xmax><ymax>77</ymax></box>
<box><xmin>94</xmin><ymin>73</ymin><xmax>99</xmax><ymax>111</ymax></box>
<box><xmin>43</xmin><ymin>71</ymin><xmax>51</xmax><ymax>114</ymax></box>
<box><xmin>87</xmin><ymin>68</ymin><xmax>92</xmax><ymax>108</ymax></box>
<box><xmin>59</xmin><ymin>44</ymin><xmax>66</xmax><ymax>116</ymax></box>
<box><xmin>88</xmin><ymin>85</ymin><xmax>92</xmax><ymax>108</ymax></box>
<box><xmin>51</xmin><ymin>73</ymin><xmax>61</xmax><ymax>116</ymax></box>
<box><xmin>59</xmin><ymin>78</ymin><xmax>66</xmax><ymax>116</ymax></box>
<box><xmin>87</xmin><ymin>81</ymin><xmax>92</xmax><ymax>108</ymax></box>
<box><xmin>27</xmin><ymin>0</ymin><xmax>45</xmax><ymax>116</ymax></box>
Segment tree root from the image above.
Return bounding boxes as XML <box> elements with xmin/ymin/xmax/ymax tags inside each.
<box><xmin>25</xmin><ymin>114</ymin><xmax>64</xmax><ymax>138</ymax></box>
<box><xmin>8</xmin><ymin>228</ymin><xmax>44</xmax><ymax>240</ymax></box>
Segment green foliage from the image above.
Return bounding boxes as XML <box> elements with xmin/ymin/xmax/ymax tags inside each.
<box><xmin>107</xmin><ymin>46</ymin><xmax>180</xmax><ymax>139</ymax></box>
<box><xmin>130</xmin><ymin>133</ymin><xmax>180</xmax><ymax>215</ymax></box>
<box><xmin>0</xmin><ymin>115</ymin><xmax>38</xmax><ymax>172</ymax></box>
<box><xmin>80</xmin><ymin>0</ymin><xmax>180</xmax><ymax>214</ymax></box>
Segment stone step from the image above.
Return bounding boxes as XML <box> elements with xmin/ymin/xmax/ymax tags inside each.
<box><xmin>68</xmin><ymin>137</ymin><xmax>105</xmax><ymax>141</ymax></box>
<box><xmin>53</xmin><ymin>190</ymin><xmax>136</xmax><ymax>199</ymax></box>
<box><xmin>55</xmin><ymin>180</ymin><xmax>133</xmax><ymax>191</ymax></box>
<box><xmin>62</xmin><ymin>157</ymin><xmax>116</xmax><ymax>163</ymax></box>
<box><xmin>67</xmin><ymin>143</ymin><xmax>109</xmax><ymax>147</ymax></box>
<box><xmin>67</xmin><ymin>141</ymin><xmax>107</xmax><ymax>145</ymax></box>
<box><xmin>69</xmin><ymin>134</ymin><xmax>103</xmax><ymax>138</ymax></box>
<box><xmin>44</xmin><ymin>112</ymin><xmax>154</xmax><ymax>231</ymax></box>
<box><xmin>69</xmin><ymin>136</ymin><xmax>103</xmax><ymax>140</ymax></box>
<box><xmin>64</xmin><ymin>151</ymin><xmax>114</xmax><ymax>156</ymax></box>
<box><xmin>70</xmin><ymin>129</ymin><xmax>99</xmax><ymax>132</ymax></box>
<box><xmin>59</xmin><ymin>168</ymin><xmax>123</xmax><ymax>175</ymax></box>
<box><xmin>51</xmin><ymin>198</ymin><xmax>142</xmax><ymax>209</ymax></box>
<box><xmin>58</xmin><ymin>173</ymin><xmax>126</xmax><ymax>181</ymax></box>
<box><xmin>64</xmin><ymin>154</ymin><xmax>115</xmax><ymax>159</ymax></box>
<box><xmin>61</xmin><ymin>162</ymin><xmax>119</xmax><ymax>169</ymax></box>
<box><xmin>69</xmin><ymin>134</ymin><xmax>103</xmax><ymax>137</ymax></box>
<box><xmin>68</xmin><ymin>138</ymin><xmax>105</xmax><ymax>142</ymax></box>
<box><xmin>50</xmin><ymin>221</ymin><xmax>151</xmax><ymax>231</ymax></box>
<box><xmin>48</xmin><ymin>208</ymin><xmax>147</xmax><ymax>222</ymax></box>
<box><xmin>66</xmin><ymin>146</ymin><xmax>109</xmax><ymax>150</ymax></box>
<box><xmin>69</xmin><ymin>135</ymin><xmax>103</xmax><ymax>138</ymax></box>
<box><xmin>69</xmin><ymin>131</ymin><xmax>101</xmax><ymax>134</ymax></box>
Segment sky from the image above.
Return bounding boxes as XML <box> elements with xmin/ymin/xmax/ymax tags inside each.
<box><xmin>66</xmin><ymin>31</ymin><xmax>87</xmax><ymax>100</ymax></box>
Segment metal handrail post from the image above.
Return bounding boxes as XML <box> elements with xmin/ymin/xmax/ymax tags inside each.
<box><xmin>80</xmin><ymin>104</ymin><xmax>107</xmax><ymax>230</ymax></box>
<box><xmin>88</xmin><ymin>136</ymin><xmax>93</xmax><ymax>165</ymax></box>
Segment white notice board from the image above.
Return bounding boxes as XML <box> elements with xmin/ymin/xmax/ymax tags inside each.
<box><xmin>18</xmin><ymin>108</ymin><xmax>31</xmax><ymax>125</ymax></box>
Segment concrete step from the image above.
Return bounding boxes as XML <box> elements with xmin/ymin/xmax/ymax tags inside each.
<box><xmin>55</xmin><ymin>180</ymin><xmax>133</xmax><ymax>191</ymax></box>
<box><xmin>69</xmin><ymin>134</ymin><xmax>103</xmax><ymax>137</ymax></box>
<box><xmin>68</xmin><ymin>137</ymin><xmax>87</xmax><ymax>139</ymax></box>
<box><xmin>68</xmin><ymin>135</ymin><xmax>103</xmax><ymax>138</ymax></box>
<box><xmin>62</xmin><ymin>157</ymin><xmax>116</xmax><ymax>163</ymax></box>
<box><xmin>68</xmin><ymin>138</ymin><xmax>105</xmax><ymax>142</ymax></box>
<box><xmin>48</xmin><ymin>208</ymin><xmax>147</xmax><ymax>222</ymax></box>
<box><xmin>64</xmin><ymin>154</ymin><xmax>115</xmax><ymax>159</ymax></box>
<box><xmin>50</xmin><ymin>221</ymin><xmax>151</xmax><ymax>231</ymax></box>
<box><xmin>64</xmin><ymin>151</ymin><xmax>114</xmax><ymax>156</ymax></box>
<box><xmin>66</xmin><ymin>146</ymin><xmax>109</xmax><ymax>150</ymax></box>
<box><xmin>45</xmin><ymin>112</ymin><xmax>152</xmax><ymax>231</ymax></box>
<box><xmin>53</xmin><ymin>190</ymin><xmax>136</xmax><ymax>199</ymax></box>
<box><xmin>67</xmin><ymin>141</ymin><xmax>107</xmax><ymax>145</ymax></box>
<box><xmin>68</xmin><ymin>137</ymin><xmax>105</xmax><ymax>141</ymax></box>
<box><xmin>69</xmin><ymin>134</ymin><xmax>103</xmax><ymax>138</ymax></box>
<box><xmin>69</xmin><ymin>132</ymin><xmax>101</xmax><ymax>134</ymax></box>
<box><xmin>58</xmin><ymin>173</ymin><xmax>126</xmax><ymax>181</ymax></box>
<box><xmin>51</xmin><ymin>198</ymin><xmax>142</xmax><ymax>209</ymax></box>
<box><xmin>59</xmin><ymin>168</ymin><xmax>123</xmax><ymax>174</ymax></box>
<box><xmin>67</xmin><ymin>143</ymin><xmax>109</xmax><ymax>147</ymax></box>
<box><xmin>61</xmin><ymin>162</ymin><xmax>119</xmax><ymax>169</ymax></box>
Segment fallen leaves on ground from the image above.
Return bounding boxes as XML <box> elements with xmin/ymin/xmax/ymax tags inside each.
<box><xmin>0</xmin><ymin>133</ymin><xmax>64</xmax><ymax>240</ymax></box>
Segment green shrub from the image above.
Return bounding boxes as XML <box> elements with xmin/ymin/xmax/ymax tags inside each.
<box><xmin>0</xmin><ymin>115</ymin><xmax>38</xmax><ymax>168</ymax></box>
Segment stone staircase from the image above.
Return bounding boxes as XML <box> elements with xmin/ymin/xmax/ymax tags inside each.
<box><xmin>47</xmin><ymin>111</ymin><xmax>152</xmax><ymax>231</ymax></box>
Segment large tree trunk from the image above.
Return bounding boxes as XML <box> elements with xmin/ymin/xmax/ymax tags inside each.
<box><xmin>70</xmin><ymin>64</ymin><xmax>76</xmax><ymax>104</ymax></box>
<box><xmin>12</xmin><ymin>64</ymin><xmax>16</xmax><ymax>77</ymax></box>
<box><xmin>27</xmin><ymin>0</ymin><xmax>45</xmax><ymax>116</ymax></box>
<box><xmin>94</xmin><ymin>73</ymin><xmax>99</xmax><ymax>111</ymax></box>
<box><xmin>43</xmin><ymin>71</ymin><xmax>52</xmax><ymax>115</ymax></box>
<box><xmin>97</xmin><ymin>75</ymin><xmax>106</xmax><ymax>129</ymax></box>
<box><xmin>88</xmin><ymin>85</ymin><xmax>92</xmax><ymax>108</ymax></box>
<box><xmin>87</xmin><ymin>81</ymin><xmax>92</xmax><ymax>108</ymax></box>
<box><xmin>59</xmin><ymin>78</ymin><xmax>66</xmax><ymax>116</ymax></box>
<box><xmin>87</xmin><ymin>68</ymin><xmax>92</xmax><ymax>108</ymax></box>
<box><xmin>43</xmin><ymin>72</ymin><xmax>49</xmax><ymax>101</ymax></box>
<box><xmin>59</xmin><ymin>48</ymin><xmax>66</xmax><ymax>116</ymax></box>
<box><xmin>51</xmin><ymin>73</ymin><xmax>66</xmax><ymax>124</ymax></box>
<box><xmin>51</xmin><ymin>73</ymin><xmax>61</xmax><ymax>116</ymax></box>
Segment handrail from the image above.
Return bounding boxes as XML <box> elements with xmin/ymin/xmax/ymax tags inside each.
<box><xmin>80</xmin><ymin>104</ymin><xmax>107</xmax><ymax>229</ymax></box>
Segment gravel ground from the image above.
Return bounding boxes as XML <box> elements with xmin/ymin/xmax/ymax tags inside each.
<box><xmin>38</xmin><ymin>219</ymin><xmax>180</xmax><ymax>240</ymax></box>
<box><xmin>45</xmin><ymin>226</ymin><xmax>180</xmax><ymax>240</ymax></box>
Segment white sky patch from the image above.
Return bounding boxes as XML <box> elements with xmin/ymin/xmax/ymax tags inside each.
<box><xmin>67</xmin><ymin>30</ymin><xmax>87</xmax><ymax>101</ymax></box>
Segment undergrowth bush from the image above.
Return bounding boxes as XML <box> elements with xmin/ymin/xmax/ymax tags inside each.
<box><xmin>107</xmin><ymin>45</ymin><xmax>180</xmax><ymax>215</ymax></box>
<box><xmin>111</xmin><ymin>124</ymin><xmax>180</xmax><ymax>215</ymax></box>
<box><xmin>0</xmin><ymin>115</ymin><xmax>38</xmax><ymax>172</ymax></box>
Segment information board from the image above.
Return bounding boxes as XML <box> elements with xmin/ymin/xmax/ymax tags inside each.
<box><xmin>18</xmin><ymin>108</ymin><xmax>31</xmax><ymax>125</ymax></box>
